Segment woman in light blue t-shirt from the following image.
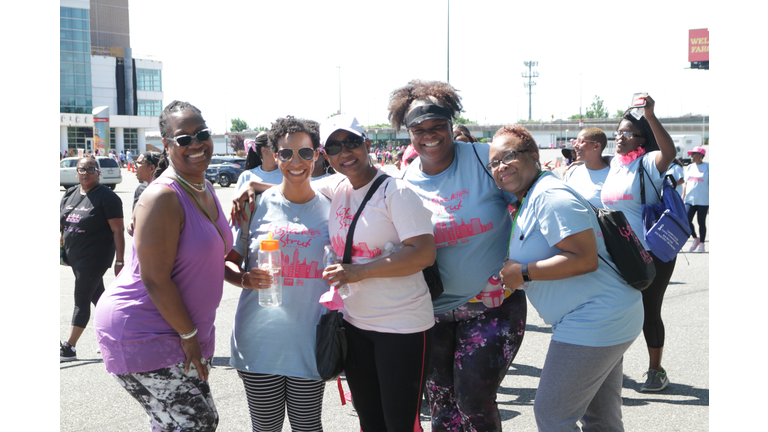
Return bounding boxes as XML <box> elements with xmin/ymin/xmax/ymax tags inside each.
<box><xmin>224</xmin><ymin>116</ymin><xmax>330</xmax><ymax>432</ymax></box>
<box><xmin>493</xmin><ymin>125</ymin><xmax>643</xmax><ymax>432</ymax></box>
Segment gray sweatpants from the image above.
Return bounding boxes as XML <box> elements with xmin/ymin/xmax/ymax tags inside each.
<box><xmin>534</xmin><ymin>339</ymin><xmax>634</xmax><ymax>432</ymax></box>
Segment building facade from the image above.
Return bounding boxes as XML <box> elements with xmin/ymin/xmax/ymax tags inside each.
<box><xmin>60</xmin><ymin>0</ymin><xmax>163</xmax><ymax>157</ymax></box>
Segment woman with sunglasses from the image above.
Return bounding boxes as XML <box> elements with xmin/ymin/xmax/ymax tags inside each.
<box><xmin>224</xmin><ymin>116</ymin><xmax>331</xmax><ymax>432</ymax></box>
<box><xmin>387</xmin><ymin>80</ymin><xmax>526</xmax><ymax>431</ymax></box>
<box><xmin>60</xmin><ymin>156</ymin><xmax>125</xmax><ymax>362</ymax></box>
<box><xmin>563</xmin><ymin>128</ymin><xmax>610</xmax><ymax>208</ymax></box>
<box><xmin>600</xmin><ymin>95</ymin><xmax>677</xmax><ymax>392</ymax></box>
<box><xmin>94</xmin><ymin>101</ymin><xmax>231</xmax><ymax>431</ymax></box>
<box><xmin>492</xmin><ymin>125</ymin><xmax>643</xmax><ymax>431</ymax></box>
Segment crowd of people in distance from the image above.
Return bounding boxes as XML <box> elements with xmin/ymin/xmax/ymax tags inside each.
<box><xmin>60</xmin><ymin>80</ymin><xmax>708</xmax><ymax>432</ymax></box>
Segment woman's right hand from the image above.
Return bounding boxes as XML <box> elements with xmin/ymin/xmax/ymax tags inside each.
<box><xmin>240</xmin><ymin>268</ymin><xmax>275</xmax><ymax>290</ymax></box>
<box><xmin>180</xmin><ymin>334</ymin><xmax>208</xmax><ymax>381</ymax></box>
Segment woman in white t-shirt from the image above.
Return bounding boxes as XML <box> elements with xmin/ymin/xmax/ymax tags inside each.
<box><xmin>313</xmin><ymin>114</ymin><xmax>436</xmax><ymax>431</ymax></box>
<box><xmin>600</xmin><ymin>95</ymin><xmax>677</xmax><ymax>393</ymax></box>
<box><xmin>682</xmin><ymin>147</ymin><xmax>709</xmax><ymax>253</ymax></box>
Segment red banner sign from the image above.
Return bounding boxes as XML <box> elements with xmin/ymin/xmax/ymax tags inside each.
<box><xmin>689</xmin><ymin>28</ymin><xmax>709</xmax><ymax>62</ymax></box>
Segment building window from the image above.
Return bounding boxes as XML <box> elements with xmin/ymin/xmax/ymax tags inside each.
<box><xmin>136</xmin><ymin>68</ymin><xmax>162</xmax><ymax>91</ymax></box>
<box><xmin>138</xmin><ymin>100</ymin><xmax>162</xmax><ymax>116</ymax></box>
<box><xmin>60</xmin><ymin>7</ymin><xmax>92</xmax><ymax>114</ymax></box>
<box><xmin>67</xmin><ymin>127</ymin><xmax>93</xmax><ymax>151</ymax></box>
<box><xmin>124</xmin><ymin>128</ymin><xmax>139</xmax><ymax>152</ymax></box>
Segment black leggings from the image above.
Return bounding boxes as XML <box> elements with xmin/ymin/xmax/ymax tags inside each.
<box><xmin>343</xmin><ymin>321</ymin><xmax>433</xmax><ymax>432</ymax></box>
<box><xmin>641</xmin><ymin>252</ymin><xmax>677</xmax><ymax>349</ymax></box>
<box><xmin>71</xmin><ymin>266</ymin><xmax>108</xmax><ymax>328</ymax></box>
<box><xmin>686</xmin><ymin>204</ymin><xmax>709</xmax><ymax>242</ymax></box>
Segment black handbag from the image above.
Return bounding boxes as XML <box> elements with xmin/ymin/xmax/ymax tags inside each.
<box><xmin>315</xmin><ymin>309</ymin><xmax>348</xmax><ymax>381</ymax></box>
<box><xmin>588</xmin><ymin>201</ymin><xmax>656</xmax><ymax>291</ymax></box>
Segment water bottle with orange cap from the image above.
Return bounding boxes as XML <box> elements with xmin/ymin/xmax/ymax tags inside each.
<box><xmin>258</xmin><ymin>233</ymin><xmax>282</xmax><ymax>307</ymax></box>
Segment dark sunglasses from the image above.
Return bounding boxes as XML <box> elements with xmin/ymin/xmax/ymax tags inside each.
<box><xmin>324</xmin><ymin>135</ymin><xmax>365</xmax><ymax>156</ymax></box>
<box><xmin>76</xmin><ymin>167</ymin><xmax>98</xmax><ymax>174</ymax></box>
<box><xmin>167</xmin><ymin>129</ymin><xmax>212</xmax><ymax>147</ymax></box>
<box><xmin>486</xmin><ymin>149</ymin><xmax>530</xmax><ymax>170</ymax></box>
<box><xmin>277</xmin><ymin>147</ymin><xmax>316</xmax><ymax>162</ymax></box>
<box><xmin>613</xmin><ymin>131</ymin><xmax>642</xmax><ymax>140</ymax></box>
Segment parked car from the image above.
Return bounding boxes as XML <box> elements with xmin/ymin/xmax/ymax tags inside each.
<box><xmin>60</xmin><ymin>156</ymin><xmax>123</xmax><ymax>190</ymax></box>
<box><xmin>206</xmin><ymin>157</ymin><xmax>246</xmax><ymax>187</ymax></box>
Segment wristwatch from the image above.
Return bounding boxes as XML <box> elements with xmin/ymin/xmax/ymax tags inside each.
<box><xmin>521</xmin><ymin>263</ymin><xmax>531</xmax><ymax>282</ymax></box>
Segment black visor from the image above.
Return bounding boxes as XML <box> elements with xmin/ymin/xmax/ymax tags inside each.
<box><xmin>405</xmin><ymin>104</ymin><xmax>453</xmax><ymax>129</ymax></box>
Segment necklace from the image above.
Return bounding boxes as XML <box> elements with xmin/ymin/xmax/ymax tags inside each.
<box><xmin>278</xmin><ymin>188</ymin><xmax>314</xmax><ymax>223</ymax></box>
<box><xmin>175</xmin><ymin>172</ymin><xmax>206</xmax><ymax>193</ymax></box>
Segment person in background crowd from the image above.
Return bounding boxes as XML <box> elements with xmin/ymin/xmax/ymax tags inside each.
<box><xmin>666</xmin><ymin>158</ymin><xmax>685</xmax><ymax>199</ymax></box>
<box><xmin>95</xmin><ymin>101</ymin><xmax>231</xmax><ymax>431</ymax></box>
<box><xmin>225</xmin><ymin>116</ymin><xmax>329</xmax><ymax>432</ymax></box>
<box><xmin>492</xmin><ymin>124</ymin><xmax>642</xmax><ymax>432</ymax></box>
<box><xmin>60</xmin><ymin>156</ymin><xmax>125</xmax><ymax>362</ymax></box>
<box><xmin>126</xmin><ymin>149</ymin><xmax>133</xmax><ymax>171</ymax></box>
<box><xmin>394</xmin><ymin>148</ymin><xmax>405</xmax><ymax>170</ymax></box>
<box><xmin>119</xmin><ymin>151</ymin><xmax>125</xmax><ymax>168</ymax></box>
<box><xmin>600</xmin><ymin>95</ymin><xmax>677</xmax><ymax>393</ymax></box>
<box><xmin>133</xmin><ymin>151</ymin><xmax>161</xmax><ymax>211</ymax></box>
<box><xmin>234</xmin><ymin>131</ymin><xmax>282</xmax><ymax>195</ymax></box>
<box><xmin>563</xmin><ymin>128</ymin><xmax>611</xmax><ymax>208</ymax></box>
<box><xmin>682</xmin><ymin>147</ymin><xmax>709</xmax><ymax>253</ymax></box>
<box><xmin>453</xmin><ymin>124</ymin><xmax>478</xmax><ymax>143</ymax></box>
<box><xmin>388</xmin><ymin>79</ymin><xmax>526</xmax><ymax>431</ymax></box>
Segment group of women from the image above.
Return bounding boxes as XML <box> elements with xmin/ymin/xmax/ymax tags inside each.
<box><xmin>59</xmin><ymin>81</ymin><xmax>698</xmax><ymax>432</ymax></box>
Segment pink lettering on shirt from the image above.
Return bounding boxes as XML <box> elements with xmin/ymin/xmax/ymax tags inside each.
<box><xmin>422</xmin><ymin>189</ymin><xmax>470</xmax><ymax>215</ymax></box>
<box><xmin>601</xmin><ymin>191</ymin><xmax>634</xmax><ymax>206</ymax></box>
<box><xmin>335</xmin><ymin>207</ymin><xmax>353</xmax><ymax>230</ymax></box>
<box><xmin>264</xmin><ymin>223</ymin><xmax>324</xmax><ymax>279</ymax></box>
<box><xmin>433</xmin><ymin>212</ymin><xmax>493</xmax><ymax>247</ymax></box>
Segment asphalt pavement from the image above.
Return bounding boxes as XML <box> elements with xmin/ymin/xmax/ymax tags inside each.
<box><xmin>60</xmin><ymin>158</ymin><xmax>709</xmax><ymax>431</ymax></box>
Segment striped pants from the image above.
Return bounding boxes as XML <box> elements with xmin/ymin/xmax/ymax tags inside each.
<box><xmin>237</xmin><ymin>371</ymin><xmax>325</xmax><ymax>432</ymax></box>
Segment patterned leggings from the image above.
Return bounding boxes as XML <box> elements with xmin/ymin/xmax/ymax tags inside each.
<box><xmin>114</xmin><ymin>359</ymin><xmax>217</xmax><ymax>432</ymax></box>
<box><xmin>427</xmin><ymin>289</ymin><xmax>527</xmax><ymax>431</ymax></box>
<box><xmin>237</xmin><ymin>371</ymin><xmax>325</xmax><ymax>432</ymax></box>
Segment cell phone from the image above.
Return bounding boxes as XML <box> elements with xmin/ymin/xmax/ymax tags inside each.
<box><xmin>630</xmin><ymin>92</ymin><xmax>648</xmax><ymax>108</ymax></box>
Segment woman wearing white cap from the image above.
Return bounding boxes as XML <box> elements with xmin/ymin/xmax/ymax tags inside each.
<box><xmin>682</xmin><ymin>146</ymin><xmax>709</xmax><ymax>253</ymax></box>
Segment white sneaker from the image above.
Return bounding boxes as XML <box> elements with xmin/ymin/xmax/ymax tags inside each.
<box><xmin>688</xmin><ymin>238</ymin><xmax>700</xmax><ymax>252</ymax></box>
<box><xmin>696</xmin><ymin>243</ymin><xmax>706</xmax><ymax>253</ymax></box>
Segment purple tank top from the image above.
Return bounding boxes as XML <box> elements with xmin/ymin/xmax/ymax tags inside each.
<box><xmin>94</xmin><ymin>177</ymin><xmax>233</xmax><ymax>375</ymax></box>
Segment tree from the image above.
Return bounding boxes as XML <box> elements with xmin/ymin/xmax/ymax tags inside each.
<box><xmin>228</xmin><ymin>134</ymin><xmax>244</xmax><ymax>153</ymax></box>
<box><xmin>568</xmin><ymin>96</ymin><xmax>612</xmax><ymax>119</ymax></box>
<box><xmin>454</xmin><ymin>116</ymin><xmax>476</xmax><ymax>125</ymax></box>
<box><xmin>614</xmin><ymin>109</ymin><xmax>624</xmax><ymax>118</ymax></box>
<box><xmin>230</xmin><ymin>118</ymin><xmax>249</xmax><ymax>132</ymax></box>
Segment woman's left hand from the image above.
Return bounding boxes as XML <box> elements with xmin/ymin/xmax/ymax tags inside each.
<box><xmin>499</xmin><ymin>259</ymin><xmax>525</xmax><ymax>290</ymax></box>
<box><xmin>322</xmin><ymin>263</ymin><xmax>364</xmax><ymax>287</ymax></box>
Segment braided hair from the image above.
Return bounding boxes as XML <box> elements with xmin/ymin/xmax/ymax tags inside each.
<box><xmin>154</xmin><ymin>101</ymin><xmax>205</xmax><ymax>180</ymax></box>
<box><xmin>619</xmin><ymin>109</ymin><xmax>658</xmax><ymax>152</ymax></box>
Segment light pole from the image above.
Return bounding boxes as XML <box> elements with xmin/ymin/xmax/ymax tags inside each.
<box><xmin>447</xmin><ymin>0</ymin><xmax>450</xmax><ymax>83</ymax></box>
<box><xmin>337</xmin><ymin>66</ymin><xmax>341</xmax><ymax>115</ymax></box>
<box><xmin>522</xmin><ymin>61</ymin><xmax>538</xmax><ymax>121</ymax></box>
<box><xmin>565</xmin><ymin>129</ymin><xmax>569</xmax><ymax>148</ymax></box>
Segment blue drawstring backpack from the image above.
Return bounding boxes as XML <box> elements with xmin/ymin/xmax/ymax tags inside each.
<box><xmin>639</xmin><ymin>158</ymin><xmax>691</xmax><ymax>262</ymax></box>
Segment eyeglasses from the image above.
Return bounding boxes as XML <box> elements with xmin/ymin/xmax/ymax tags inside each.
<box><xmin>167</xmin><ymin>129</ymin><xmax>212</xmax><ymax>146</ymax></box>
<box><xmin>135</xmin><ymin>160</ymin><xmax>148</xmax><ymax>166</ymax></box>
<box><xmin>324</xmin><ymin>135</ymin><xmax>365</xmax><ymax>156</ymax></box>
<box><xmin>613</xmin><ymin>131</ymin><xmax>643</xmax><ymax>140</ymax></box>
<box><xmin>486</xmin><ymin>149</ymin><xmax>530</xmax><ymax>170</ymax></box>
<box><xmin>276</xmin><ymin>147</ymin><xmax>316</xmax><ymax>162</ymax></box>
<box><xmin>76</xmin><ymin>167</ymin><xmax>97</xmax><ymax>174</ymax></box>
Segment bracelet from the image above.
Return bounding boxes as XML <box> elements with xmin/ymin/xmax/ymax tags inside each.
<box><xmin>115</xmin><ymin>261</ymin><xmax>124</xmax><ymax>265</ymax></box>
<box><xmin>241</xmin><ymin>272</ymin><xmax>247</xmax><ymax>289</ymax></box>
<box><xmin>179</xmin><ymin>327</ymin><xmax>198</xmax><ymax>340</ymax></box>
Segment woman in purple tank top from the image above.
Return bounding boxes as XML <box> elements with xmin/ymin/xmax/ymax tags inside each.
<box><xmin>94</xmin><ymin>101</ymin><xmax>232</xmax><ymax>432</ymax></box>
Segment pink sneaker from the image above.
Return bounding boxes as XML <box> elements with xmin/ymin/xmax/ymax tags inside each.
<box><xmin>688</xmin><ymin>238</ymin><xmax>700</xmax><ymax>252</ymax></box>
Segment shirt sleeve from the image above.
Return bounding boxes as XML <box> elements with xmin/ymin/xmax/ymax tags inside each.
<box><xmin>534</xmin><ymin>188</ymin><xmax>593</xmax><ymax>248</ymax></box>
<box><xmin>103</xmin><ymin>189</ymin><xmax>124</xmax><ymax>220</ymax></box>
<box><xmin>310</xmin><ymin>173</ymin><xmax>345</xmax><ymax>199</ymax></box>
<box><xmin>385</xmin><ymin>179</ymin><xmax>435</xmax><ymax>241</ymax></box>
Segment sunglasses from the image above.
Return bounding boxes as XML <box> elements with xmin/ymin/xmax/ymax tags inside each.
<box><xmin>167</xmin><ymin>129</ymin><xmax>212</xmax><ymax>146</ymax></box>
<box><xmin>277</xmin><ymin>147</ymin><xmax>316</xmax><ymax>162</ymax></box>
<box><xmin>324</xmin><ymin>135</ymin><xmax>365</xmax><ymax>156</ymax></box>
<box><xmin>77</xmin><ymin>167</ymin><xmax>98</xmax><ymax>174</ymax></box>
<box><xmin>486</xmin><ymin>149</ymin><xmax>530</xmax><ymax>170</ymax></box>
<box><xmin>613</xmin><ymin>131</ymin><xmax>642</xmax><ymax>140</ymax></box>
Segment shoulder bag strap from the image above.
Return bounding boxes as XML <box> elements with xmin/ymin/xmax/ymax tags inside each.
<box><xmin>471</xmin><ymin>143</ymin><xmax>494</xmax><ymax>181</ymax></box>
<box><xmin>342</xmin><ymin>174</ymin><xmax>390</xmax><ymax>264</ymax></box>
<box><xmin>170</xmin><ymin>176</ymin><xmax>228</xmax><ymax>254</ymax></box>
<box><xmin>239</xmin><ymin>194</ymin><xmax>259</xmax><ymax>271</ymax></box>
<box><xmin>638</xmin><ymin>156</ymin><xmax>661</xmax><ymax>204</ymax></box>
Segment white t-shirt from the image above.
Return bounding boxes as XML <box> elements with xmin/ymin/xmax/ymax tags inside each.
<box><xmin>563</xmin><ymin>163</ymin><xmax>610</xmax><ymax>209</ymax></box>
<box><xmin>313</xmin><ymin>170</ymin><xmax>435</xmax><ymax>334</ymax></box>
<box><xmin>684</xmin><ymin>162</ymin><xmax>709</xmax><ymax>206</ymax></box>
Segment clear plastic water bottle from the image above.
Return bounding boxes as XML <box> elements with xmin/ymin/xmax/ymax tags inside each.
<box><xmin>323</xmin><ymin>245</ymin><xmax>351</xmax><ymax>299</ymax></box>
<box><xmin>258</xmin><ymin>233</ymin><xmax>282</xmax><ymax>307</ymax></box>
<box><xmin>481</xmin><ymin>275</ymin><xmax>504</xmax><ymax>308</ymax></box>
<box><xmin>383</xmin><ymin>242</ymin><xmax>402</xmax><ymax>256</ymax></box>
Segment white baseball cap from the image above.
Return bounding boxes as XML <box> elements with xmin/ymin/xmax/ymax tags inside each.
<box><xmin>320</xmin><ymin>114</ymin><xmax>365</xmax><ymax>147</ymax></box>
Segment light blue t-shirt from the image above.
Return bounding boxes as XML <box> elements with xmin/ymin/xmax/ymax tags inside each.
<box><xmin>398</xmin><ymin>142</ymin><xmax>517</xmax><ymax>314</ymax></box>
<box><xmin>230</xmin><ymin>187</ymin><xmax>331</xmax><ymax>380</ymax></box>
<box><xmin>509</xmin><ymin>172</ymin><xmax>643</xmax><ymax>347</ymax></box>
<box><xmin>684</xmin><ymin>162</ymin><xmax>709</xmax><ymax>206</ymax></box>
<box><xmin>563</xmin><ymin>163</ymin><xmax>610</xmax><ymax>209</ymax></box>
<box><xmin>601</xmin><ymin>152</ymin><xmax>665</xmax><ymax>251</ymax></box>
<box><xmin>666</xmin><ymin>163</ymin><xmax>684</xmax><ymax>196</ymax></box>
<box><xmin>233</xmin><ymin>166</ymin><xmax>284</xmax><ymax>198</ymax></box>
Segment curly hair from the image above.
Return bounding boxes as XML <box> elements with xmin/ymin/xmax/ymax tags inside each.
<box><xmin>155</xmin><ymin>100</ymin><xmax>205</xmax><ymax>180</ymax></box>
<box><xmin>267</xmin><ymin>116</ymin><xmax>319</xmax><ymax>153</ymax></box>
<box><xmin>619</xmin><ymin>109</ymin><xmax>658</xmax><ymax>152</ymax></box>
<box><xmin>493</xmin><ymin>125</ymin><xmax>539</xmax><ymax>158</ymax></box>
<box><xmin>387</xmin><ymin>80</ymin><xmax>463</xmax><ymax>130</ymax></box>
